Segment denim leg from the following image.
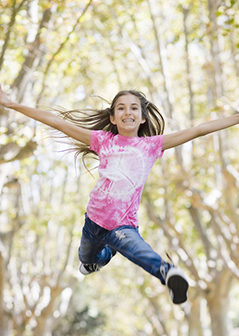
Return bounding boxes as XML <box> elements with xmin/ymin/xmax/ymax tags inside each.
<box><xmin>78</xmin><ymin>214</ymin><xmax>115</xmax><ymax>267</ymax></box>
<box><xmin>103</xmin><ymin>226</ymin><xmax>169</xmax><ymax>284</ymax></box>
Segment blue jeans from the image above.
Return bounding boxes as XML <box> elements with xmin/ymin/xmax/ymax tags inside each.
<box><xmin>78</xmin><ymin>214</ymin><xmax>170</xmax><ymax>284</ymax></box>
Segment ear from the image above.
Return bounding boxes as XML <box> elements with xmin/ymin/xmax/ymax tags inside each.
<box><xmin>140</xmin><ymin>117</ymin><xmax>146</xmax><ymax>125</ymax></box>
<box><xmin>110</xmin><ymin>115</ymin><xmax>117</xmax><ymax>125</ymax></box>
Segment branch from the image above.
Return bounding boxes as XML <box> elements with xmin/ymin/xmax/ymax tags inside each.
<box><xmin>58</xmin><ymin>227</ymin><xmax>74</xmax><ymax>279</ymax></box>
<box><xmin>188</xmin><ymin>189</ymin><xmax>239</xmax><ymax>266</ymax></box>
<box><xmin>188</xmin><ymin>205</ymin><xmax>213</xmax><ymax>260</ymax></box>
<box><xmin>182</xmin><ymin>5</ymin><xmax>195</xmax><ymax>123</ymax></box>
<box><xmin>4</xmin><ymin>140</ymin><xmax>37</xmax><ymax>164</ymax></box>
<box><xmin>216</xmin><ymin>236</ymin><xmax>239</xmax><ymax>280</ymax></box>
<box><xmin>36</xmin><ymin>0</ymin><xmax>93</xmax><ymax>104</ymax></box>
<box><xmin>108</xmin><ymin>6</ymin><xmax>154</xmax><ymax>92</ymax></box>
<box><xmin>0</xmin><ymin>0</ymin><xmax>29</xmax><ymax>71</ymax></box>
<box><xmin>0</xmin><ymin>252</ymin><xmax>5</xmax><ymax>329</ymax></box>
<box><xmin>209</xmin><ymin>211</ymin><xmax>238</xmax><ymax>266</ymax></box>
<box><xmin>147</xmin><ymin>0</ymin><xmax>175</xmax><ymax>119</ymax></box>
<box><xmin>0</xmin><ymin>142</ymin><xmax>21</xmax><ymax>165</ymax></box>
<box><xmin>221</xmin><ymin>165</ymin><xmax>239</xmax><ymax>232</ymax></box>
<box><xmin>11</xmin><ymin>7</ymin><xmax>54</xmax><ymax>102</ymax></box>
<box><xmin>144</xmin><ymin>199</ymin><xmax>201</xmax><ymax>284</ymax></box>
<box><xmin>34</xmin><ymin>282</ymin><xmax>63</xmax><ymax>336</ymax></box>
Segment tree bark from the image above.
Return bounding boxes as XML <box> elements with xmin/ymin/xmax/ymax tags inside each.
<box><xmin>0</xmin><ymin>0</ymin><xmax>28</xmax><ymax>71</ymax></box>
<box><xmin>11</xmin><ymin>7</ymin><xmax>53</xmax><ymax>103</ymax></box>
<box><xmin>147</xmin><ymin>0</ymin><xmax>175</xmax><ymax>119</ymax></box>
<box><xmin>187</xmin><ymin>297</ymin><xmax>204</xmax><ymax>336</ymax></box>
<box><xmin>0</xmin><ymin>252</ymin><xmax>6</xmax><ymax>336</ymax></box>
<box><xmin>207</xmin><ymin>271</ymin><xmax>233</xmax><ymax>336</ymax></box>
<box><xmin>33</xmin><ymin>284</ymin><xmax>63</xmax><ymax>336</ymax></box>
<box><xmin>182</xmin><ymin>6</ymin><xmax>195</xmax><ymax>124</ymax></box>
<box><xmin>207</xmin><ymin>0</ymin><xmax>224</xmax><ymax>103</ymax></box>
<box><xmin>36</xmin><ymin>0</ymin><xmax>93</xmax><ymax>105</ymax></box>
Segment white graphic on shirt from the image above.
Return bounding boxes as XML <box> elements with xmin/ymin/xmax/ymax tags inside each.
<box><xmin>95</xmin><ymin>145</ymin><xmax>145</xmax><ymax>200</ymax></box>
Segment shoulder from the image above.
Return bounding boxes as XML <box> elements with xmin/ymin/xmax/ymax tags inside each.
<box><xmin>91</xmin><ymin>130</ymin><xmax>114</xmax><ymax>142</ymax></box>
<box><xmin>141</xmin><ymin>135</ymin><xmax>164</xmax><ymax>158</ymax></box>
<box><xmin>143</xmin><ymin>134</ymin><xmax>164</xmax><ymax>145</ymax></box>
<box><xmin>90</xmin><ymin>130</ymin><xmax>115</xmax><ymax>152</ymax></box>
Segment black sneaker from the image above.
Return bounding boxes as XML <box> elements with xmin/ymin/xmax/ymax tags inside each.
<box><xmin>79</xmin><ymin>263</ymin><xmax>102</xmax><ymax>275</ymax></box>
<box><xmin>165</xmin><ymin>267</ymin><xmax>189</xmax><ymax>304</ymax></box>
<box><xmin>160</xmin><ymin>255</ymin><xmax>189</xmax><ymax>304</ymax></box>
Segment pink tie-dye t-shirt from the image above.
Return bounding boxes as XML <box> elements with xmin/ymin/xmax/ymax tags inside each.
<box><xmin>86</xmin><ymin>130</ymin><xmax>164</xmax><ymax>230</ymax></box>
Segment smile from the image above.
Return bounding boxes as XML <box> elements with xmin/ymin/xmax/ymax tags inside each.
<box><xmin>122</xmin><ymin>118</ymin><xmax>134</xmax><ymax>123</ymax></box>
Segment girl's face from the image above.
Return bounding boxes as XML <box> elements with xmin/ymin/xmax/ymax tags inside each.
<box><xmin>110</xmin><ymin>94</ymin><xmax>146</xmax><ymax>137</ymax></box>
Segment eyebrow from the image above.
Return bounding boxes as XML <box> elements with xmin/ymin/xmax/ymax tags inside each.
<box><xmin>116</xmin><ymin>102</ymin><xmax>139</xmax><ymax>107</ymax></box>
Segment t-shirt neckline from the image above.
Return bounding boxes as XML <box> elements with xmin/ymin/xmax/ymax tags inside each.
<box><xmin>116</xmin><ymin>133</ymin><xmax>139</xmax><ymax>140</ymax></box>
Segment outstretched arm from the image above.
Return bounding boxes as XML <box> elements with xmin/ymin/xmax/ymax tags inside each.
<box><xmin>0</xmin><ymin>85</ymin><xmax>91</xmax><ymax>146</ymax></box>
<box><xmin>162</xmin><ymin>114</ymin><xmax>239</xmax><ymax>151</ymax></box>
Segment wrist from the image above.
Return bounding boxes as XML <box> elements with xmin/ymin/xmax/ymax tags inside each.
<box><xmin>8</xmin><ymin>101</ymin><xmax>18</xmax><ymax>109</ymax></box>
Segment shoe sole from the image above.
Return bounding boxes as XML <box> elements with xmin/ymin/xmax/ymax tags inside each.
<box><xmin>166</xmin><ymin>267</ymin><xmax>189</xmax><ymax>304</ymax></box>
<box><xmin>166</xmin><ymin>270</ymin><xmax>189</xmax><ymax>304</ymax></box>
<box><xmin>79</xmin><ymin>263</ymin><xmax>102</xmax><ymax>275</ymax></box>
<box><xmin>79</xmin><ymin>264</ymin><xmax>91</xmax><ymax>275</ymax></box>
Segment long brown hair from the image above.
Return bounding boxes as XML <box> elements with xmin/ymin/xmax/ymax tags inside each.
<box><xmin>55</xmin><ymin>90</ymin><xmax>165</xmax><ymax>164</ymax></box>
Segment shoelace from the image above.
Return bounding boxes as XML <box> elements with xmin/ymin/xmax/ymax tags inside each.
<box><xmin>166</xmin><ymin>252</ymin><xmax>175</xmax><ymax>267</ymax></box>
<box><xmin>159</xmin><ymin>262</ymin><xmax>166</xmax><ymax>281</ymax></box>
<box><xmin>85</xmin><ymin>264</ymin><xmax>101</xmax><ymax>272</ymax></box>
<box><xmin>160</xmin><ymin>253</ymin><xmax>176</xmax><ymax>282</ymax></box>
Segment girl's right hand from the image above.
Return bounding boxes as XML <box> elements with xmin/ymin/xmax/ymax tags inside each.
<box><xmin>0</xmin><ymin>84</ymin><xmax>13</xmax><ymax>108</ymax></box>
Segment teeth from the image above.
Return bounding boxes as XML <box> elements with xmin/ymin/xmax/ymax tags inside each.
<box><xmin>123</xmin><ymin>119</ymin><xmax>134</xmax><ymax>123</ymax></box>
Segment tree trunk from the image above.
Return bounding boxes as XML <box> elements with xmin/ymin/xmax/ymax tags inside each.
<box><xmin>11</xmin><ymin>7</ymin><xmax>53</xmax><ymax>103</ymax></box>
<box><xmin>0</xmin><ymin>0</ymin><xmax>27</xmax><ymax>71</ymax></box>
<box><xmin>182</xmin><ymin>6</ymin><xmax>194</xmax><ymax>123</ymax></box>
<box><xmin>207</xmin><ymin>0</ymin><xmax>224</xmax><ymax>102</ymax></box>
<box><xmin>147</xmin><ymin>0</ymin><xmax>175</xmax><ymax>119</ymax></box>
<box><xmin>207</xmin><ymin>294</ymin><xmax>230</xmax><ymax>336</ymax></box>
<box><xmin>187</xmin><ymin>297</ymin><xmax>204</xmax><ymax>336</ymax></box>
<box><xmin>0</xmin><ymin>250</ymin><xmax>10</xmax><ymax>336</ymax></box>
<box><xmin>33</xmin><ymin>284</ymin><xmax>63</xmax><ymax>336</ymax></box>
<box><xmin>206</xmin><ymin>269</ymin><xmax>233</xmax><ymax>336</ymax></box>
<box><xmin>0</xmin><ymin>252</ymin><xmax>6</xmax><ymax>336</ymax></box>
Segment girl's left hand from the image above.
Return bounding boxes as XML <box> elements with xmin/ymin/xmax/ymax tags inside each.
<box><xmin>0</xmin><ymin>84</ymin><xmax>13</xmax><ymax>108</ymax></box>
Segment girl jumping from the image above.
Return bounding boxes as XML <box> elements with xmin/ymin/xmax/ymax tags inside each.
<box><xmin>1</xmin><ymin>85</ymin><xmax>239</xmax><ymax>304</ymax></box>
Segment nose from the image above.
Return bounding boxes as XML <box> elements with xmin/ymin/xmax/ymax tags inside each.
<box><xmin>125</xmin><ymin>107</ymin><xmax>132</xmax><ymax>115</ymax></box>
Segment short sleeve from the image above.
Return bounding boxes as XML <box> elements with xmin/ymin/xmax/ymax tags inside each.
<box><xmin>156</xmin><ymin>135</ymin><xmax>164</xmax><ymax>158</ymax></box>
<box><xmin>90</xmin><ymin>130</ymin><xmax>113</xmax><ymax>154</ymax></box>
<box><xmin>145</xmin><ymin>134</ymin><xmax>164</xmax><ymax>158</ymax></box>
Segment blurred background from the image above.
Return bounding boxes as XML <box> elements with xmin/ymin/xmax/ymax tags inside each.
<box><xmin>0</xmin><ymin>0</ymin><xmax>239</xmax><ymax>335</ymax></box>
